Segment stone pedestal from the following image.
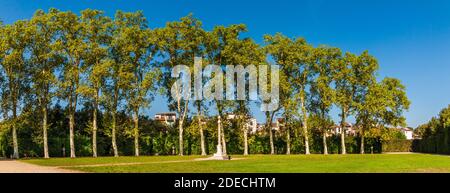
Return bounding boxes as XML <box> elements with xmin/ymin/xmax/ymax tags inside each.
<box><xmin>211</xmin><ymin>144</ymin><xmax>228</xmax><ymax>160</ymax></box>
<box><xmin>210</xmin><ymin>115</ymin><xmax>228</xmax><ymax>160</ymax></box>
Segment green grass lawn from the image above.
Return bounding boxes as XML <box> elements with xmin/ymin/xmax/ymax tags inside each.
<box><xmin>22</xmin><ymin>154</ymin><xmax>450</xmax><ymax>173</ymax></box>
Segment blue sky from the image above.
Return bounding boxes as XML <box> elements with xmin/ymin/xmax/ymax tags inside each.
<box><xmin>1</xmin><ymin>0</ymin><xmax>450</xmax><ymax>127</ymax></box>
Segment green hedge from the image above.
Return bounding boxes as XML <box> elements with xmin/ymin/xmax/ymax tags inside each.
<box><xmin>412</xmin><ymin>137</ymin><xmax>450</xmax><ymax>155</ymax></box>
<box><xmin>381</xmin><ymin>140</ymin><xmax>413</xmax><ymax>152</ymax></box>
<box><xmin>383</xmin><ymin>138</ymin><xmax>450</xmax><ymax>155</ymax></box>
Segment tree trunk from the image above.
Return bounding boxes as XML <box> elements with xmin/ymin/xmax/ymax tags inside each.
<box><xmin>197</xmin><ymin>105</ymin><xmax>206</xmax><ymax>156</ymax></box>
<box><xmin>221</xmin><ymin>122</ymin><xmax>227</xmax><ymax>155</ymax></box>
<box><xmin>322</xmin><ymin>130</ymin><xmax>328</xmax><ymax>155</ymax></box>
<box><xmin>217</xmin><ymin>116</ymin><xmax>222</xmax><ymax>151</ymax></box>
<box><xmin>269</xmin><ymin>129</ymin><xmax>274</xmax><ymax>154</ymax></box>
<box><xmin>12</xmin><ymin>124</ymin><xmax>19</xmax><ymax>159</ymax></box>
<box><xmin>133</xmin><ymin>109</ymin><xmax>139</xmax><ymax>157</ymax></box>
<box><xmin>179</xmin><ymin>119</ymin><xmax>184</xmax><ymax>156</ymax></box>
<box><xmin>69</xmin><ymin>61</ymin><xmax>80</xmax><ymax>158</ymax></box>
<box><xmin>111</xmin><ymin>111</ymin><xmax>119</xmax><ymax>157</ymax></box>
<box><xmin>266</xmin><ymin>112</ymin><xmax>275</xmax><ymax>155</ymax></box>
<box><xmin>69</xmin><ymin>112</ymin><xmax>75</xmax><ymax>158</ymax></box>
<box><xmin>360</xmin><ymin>126</ymin><xmax>365</xmax><ymax>154</ymax></box>
<box><xmin>43</xmin><ymin>105</ymin><xmax>49</xmax><ymax>158</ymax></box>
<box><xmin>68</xmin><ymin>81</ymin><xmax>78</xmax><ymax>158</ymax></box>
<box><xmin>286</xmin><ymin>127</ymin><xmax>291</xmax><ymax>155</ymax></box>
<box><xmin>199</xmin><ymin>124</ymin><xmax>206</xmax><ymax>156</ymax></box>
<box><xmin>215</xmin><ymin>103</ymin><xmax>227</xmax><ymax>155</ymax></box>
<box><xmin>300</xmin><ymin>95</ymin><xmax>310</xmax><ymax>154</ymax></box>
<box><xmin>175</xmin><ymin>81</ymin><xmax>188</xmax><ymax>156</ymax></box>
<box><xmin>243</xmin><ymin>128</ymin><xmax>248</xmax><ymax>155</ymax></box>
<box><xmin>340</xmin><ymin>108</ymin><xmax>347</xmax><ymax>154</ymax></box>
<box><xmin>11</xmin><ymin>89</ymin><xmax>19</xmax><ymax>159</ymax></box>
<box><xmin>92</xmin><ymin>95</ymin><xmax>98</xmax><ymax>158</ymax></box>
<box><xmin>111</xmin><ymin>86</ymin><xmax>119</xmax><ymax>157</ymax></box>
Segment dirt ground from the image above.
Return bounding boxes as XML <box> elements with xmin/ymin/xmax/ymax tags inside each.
<box><xmin>0</xmin><ymin>160</ymin><xmax>80</xmax><ymax>173</ymax></box>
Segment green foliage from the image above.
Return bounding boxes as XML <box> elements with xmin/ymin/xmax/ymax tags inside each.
<box><xmin>0</xmin><ymin>9</ymin><xmax>413</xmax><ymax>158</ymax></box>
<box><xmin>382</xmin><ymin>140</ymin><xmax>413</xmax><ymax>152</ymax></box>
<box><xmin>24</xmin><ymin>154</ymin><xmax>450</xmax><ymax>173</ymax></box>
<box><xmin>414</xmin><ymin>105</ymin><xmax>450</xmax><ymax>154</ymax></box>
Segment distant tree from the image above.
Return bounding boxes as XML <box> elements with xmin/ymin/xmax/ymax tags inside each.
<box><xmin>309</xmin><ymin>46</ymin><xmax>341</xmax><ymax>154</ymax></box>
<box><xmin>281</xmin><ymin>95</ymin><xmax>302</xmax><ymax>155</ymax></box>
<box><xmin>113</xmin><ymin>11</ymin><xmax>160</xmax><ymax>157</ymax></box>
<box><xmin>355</xmin><ymin>76</ymin><xmax>410</xmax><ymax>154</ymax></box>
<box><xmin>0</xmin><ymin>20</ymin><xmax>31</xmax><ymax>158</ymax></box>
<box><xmin>332</xmin><ymin>52</ymin><xmax>359</xmax><ymax>154</ymax></box>
<box><xmin>157</xmin><ymin>15</ymin><xmax>204</xmax><ymax>155</ymax></box>
<box><xmin>0</xmin><ymin>20</ymin><xmax>7</xmax><ymax>132</ymax></box>
<box><xmin>438</xmin><ymin>105</ymin><xmax>450</xmax><ymax>153</ymax></box>
<box><xmin>194</xmin><ymin>100</ymin><xmax>208</xmax><ymax>155</ymax></box>
<box><xmin>415</xmin><ymin>105</ymin><xmax>450</xmax><ymax>154</ymax></box>
<box><xmin>0</xmin><ymin>9</ymin><xmax>413</xmax><ymax>158</ymax></box>
<box><xmin>205</xmin><ymin>24</ymin><xmax>258</xmax><ymax>155</ymax></box>
<box><xmin>264</xmin><ymin>33</ymin><xmax>313</xmax><ymax>154</ymax></box>
<box><xmin>228</xmin><ymin>34</ymin><xmax>264</xmax><ymax>156</ymax></box>
<box><xmin>54</xmin><ymin>10</ymin><xmax>88</xmax><ymax>158</ymax></box>
<box><xmin>192</xmin><ymin>57</ymin><xmax>208</xmax><ymax>156</ymax></box>
<box><xmin>77</xmin><ymin>9</ymin><xmax>112</xmax><ymax>157</ymax></box>
<box><xmin>351</xmin><ymin>51</ymin><xmax>379</xmax><ymax>154</ymax></box>
<box><xmin>102</xmin><ymin>11</ymin><xmax>136</xmax><ymax>157</ymax></box>
<box><xmin>175</xmin><ymin>15</ymin><xmax>207</xmax><ymax>156</ymax></box>
<box><xmin>192</xmin><ymin>56</ymin><xmax>208</xmax><ymax>155</ymax></box>
<box><xmin>28</xmin><ymin>9</ymin><xmax>62</xmax><ymax>158</ymax></box>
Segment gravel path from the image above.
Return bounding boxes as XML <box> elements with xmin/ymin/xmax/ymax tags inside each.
<box><xmin>0</xmin><ymin>157</ymin><xmax>243</xmax><ymax>172</ymax></box>
<box><xmin>63</xmin><ymin>157</ymin><xmax>243</xmax><ymax>168</ymax></box>
<box><xmin>0</xmin><ymin>160</ymin><xmax>80</xmax><ymax>173</ymax></box>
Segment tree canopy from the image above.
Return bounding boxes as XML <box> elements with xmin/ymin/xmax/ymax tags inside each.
<box><xmin>0</xmin><ymin>8</ymin><xmax>411</xmax><ymax>158</ymax></box>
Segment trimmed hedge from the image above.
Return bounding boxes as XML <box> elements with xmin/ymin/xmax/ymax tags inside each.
<box><xmin>382</xmin><ymin>138</ymin><xmax>450</xmax><ymax>155</ymax></box>
<box><xmin>412</xmin><ymin>137</ymin><xmax>450</xmax><ymax>155</ymax></box>
<box><xmin>381</xmin><ymin>140</ymin><xmax>413</xmax><ymax>152</ymax></box>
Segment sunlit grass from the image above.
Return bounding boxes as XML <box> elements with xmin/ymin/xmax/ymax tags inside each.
<box><xmin>22</xmin><ymin>154</ymin><xmax>450</xmax><ymax>173</ymax></box>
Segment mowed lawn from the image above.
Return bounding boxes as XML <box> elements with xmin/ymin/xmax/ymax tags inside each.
<box><xmin>22</xmin><ymin>154</ymin><xmax>450</xmax><ymax>173</ymax></box>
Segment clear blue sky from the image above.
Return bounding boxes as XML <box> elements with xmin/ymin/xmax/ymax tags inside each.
<box><xmin>1</xmin><ymin>0</ymin><xmax>450</xmax><ymax>127</ymax></box>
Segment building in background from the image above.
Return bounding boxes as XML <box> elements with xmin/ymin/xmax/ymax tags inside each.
<box><xmin>270</xmin><ymin>118</ymin><xmax>285</xmax><ymax>131</ymax></box>
<box><xmin>154</xmin><ymin>112</ymin><xmax>177</xmax><ymax>126</ymax></box>
<box><xmin>398</xmin><ymin>127</ymin><xmax>414</xmax><ymax>140</ymax></box>
<box><xmin>330</xmin><ymin>122</ymin><xmax>357</xmax><ymax>136</ymax></box>
<box><xmin>226</xmin><ymin>113</ymin><xmax>258</xmax><ymax>134</ymax></box>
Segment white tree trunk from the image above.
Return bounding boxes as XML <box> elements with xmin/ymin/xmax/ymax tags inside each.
<box><xmin>111</xmin><ymin>111</ymin><xmax>119</xmax><ymax>157</ymax></box>
<box><xmin>300</xmin><ymin>96</ymin><xmax>310</xmax><ymax>154</ymax></box>
<box><xmin>12</xmin><ymin>97</ymin><xmax>19</xmax><ymax>159</ymax></box>
<box><xmin>221</xmin><ymin>122</ymin><xmax>227</xmax><ymax>155</ymax></box>
<box><xmin>12</xmin><ymin>125</ymin><xmax>19</xmax><ymax>159</ymax></box>
<box><xmin>200</xmin><ymin>125</ymin><xmax>206</xmax><ymax>156</ymax></box>
<box><xmin>269</xmin><ymin>129</ymin><xmax>275</xmax><ymax>155</ymax></box>
<box><xmin>179</xmin><ymin>119</ymin><xmax>184</xmax><ymax>156</ymax></box>
<box><xmin>134</xmin><ymin>109</ymin><xmax>140</xmax><ymax>157</ymax></box>
<box><xmin>217</xmin><ymin>116</ymin><xmax>222</xmax><ymax>150</ymax></box>
<box><xmin>323</xmin><ymin>131</ymin><xmax>328</xmax><ymax>155</ymax></box>
<box><xmin>92</xmin><ymin>99</ymin><xmax>98</xmax><ymax>158</ymax></box>
<box><xmin>360</xmin><ymin>127</ymin><xmax>365</xmax><ymax>154</ymax></box>
<box><xmin>198</xmin><ymin>115</ymin><xmax>206</xmax><ymax>156</ymax></box>
<box><xmin>267</xmin><ymin>112</ymin><xmax>275</xmax><ymax>155</ymax></box>
<box><xmin>340</xmin><ymin>108</ymin><xmax>347</xmax><ymax>154</ymax></box>
<box><xmin>68</xmin><ymin>84</ymin><xmax>78</xmax><ymax>158</ymax></box>
<box><xmin>286</xmin><ymin>127</ymin><xmax>291</xmax><ymax>155</ymax></box>
<box><xmin>112</xmin><ymin>87</ymin><xmax>119</xmax><ymax>157</ymax></box>
<box><xmin>196</xmin><ymin>105</ymin><xmax>206</xmax><ymax>156</ymax></box>
<box><xmin>243</xmin><ymin>128</ymin><xmax>248</xmax><ymax>155</ymax></box>
<box><xmin>43</xmin><ymin>106</ymin><xmax>49</xmax><ymax>158</ymax></box>
<box><xmin>69</xmin><ymin>113</ymin><xmax>75</xmax><ymax>158</ymax></box>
